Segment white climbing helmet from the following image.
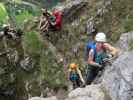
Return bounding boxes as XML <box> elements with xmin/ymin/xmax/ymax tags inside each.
<box><xmin>95</xmin><ymin>32</ymin><xmax>106</xmax><ymax>42</ymax></box>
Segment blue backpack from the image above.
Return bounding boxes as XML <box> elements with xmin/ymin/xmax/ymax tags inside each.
<box><xmin>69</xmin><ymin>70</ymin><xmax>79</xmax><ymax>81</ymax></box>
<box><xmin>84</xmin><ymin>40</ymin><xmax>96</xmax><ymax>61</ymax></box>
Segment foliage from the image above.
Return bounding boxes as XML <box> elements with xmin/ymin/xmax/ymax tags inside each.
<box><xmin>128</xmin><ymin>38</ymin><xmax>133</xmax><ymax>50</ymax></box>
<box><xmin>12</xmin><ymin>0</ymin><xmax>21</xmax><ymax>4</ymax></box>
<box><xmin>15</xmin><ymin>10</ymin><xmax>33</xmax><ymax>29</ymax></box>
<box><xmin>5</xmin><ymin>0</ymin><xmax>40</xmax><ymax>29</ymax></box>
<box><xmin>0</xmin><ymin>3</ymin><xmax>9</xmax><ymax>27</ymax></box>
<box><xmin>123</xmin><ymin>16</ymin><xmax>133</xmax><ymax>32</ymax></box>
<box><xmin>40</xmin><ymin>51</ymin><xmax>66</xmax><ymax>89</ymax></box>
<box><xmin>23</xmin><ymin>31</ymin><xmax>44</xmax><ymax>56</ymax></box>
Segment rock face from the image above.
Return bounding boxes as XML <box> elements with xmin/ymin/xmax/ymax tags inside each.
<box><xmin>20</xmin><ymin>57</ymin><xmax>35</xmax><ymax>71</ymax></box>
<box><xmin>102</xmin><ymin>32</ymin><xmax>133</xmax><ymax>100</ymax></box>
<box><xmin>86</xmin><ymin>17</ymin><xmax>95</xmax><ymax>35</ymax></box>
<box><xmin>0</xmin><ymin>38</ymin><xmax>23</xmax><ymax>96</ymax></box>
<box><xmin>28</xmin><ymin>96</ymin><xmax>57</xmax><ymax>100</ymax></box>
<box><xmin>67</xmin><ymin>84</ymin><xmax>105</xmax><ymax>100</ymax></box>
<box><xmin>118</xmin><ymin>31</ymin><xmax>133</xmax><ymax>51</ymax></box>
<box><xmin>103</xmin><ymin>51</ymin><xmax>133</xmax><ymax>100</ymax></box>
<box><xmin>55</xmin><ymin>0</ymin><xmax>88</xmax><ymax>19</ymax></box>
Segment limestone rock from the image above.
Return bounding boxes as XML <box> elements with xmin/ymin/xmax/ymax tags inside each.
<box><xmin>67</xmin><ymin>84</ymin><xmax>105</xmax><ymax>100</ymax></box>
<box><xmin>55</xmin><ymin>0</ymin><xmax>88</xmax><ymax>19</ymax></box>
<box><xmin>118</xmin><ymin>31</ymin><xmax>133</xmax><ymax>51</ymax></box>
<box><xmin>28</xmin><ymin>96</ymin><xmax>57</xmax><ymax>100</ymax></box>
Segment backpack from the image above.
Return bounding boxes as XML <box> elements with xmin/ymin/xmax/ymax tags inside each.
<box><xmin>69</xmin><ymin>70</ymin><xmax>79</xmax><ymax>81</ymax></box>
<box><xmin>84</xmin><ymin>40</ymin><xmax>96</xmax><ymax>61</ymax></box>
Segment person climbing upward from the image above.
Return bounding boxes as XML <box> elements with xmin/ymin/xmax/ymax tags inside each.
<box><xmin>39</xmin><ymin>8</ymin><xmax>50</xmax><ymax>36</ymax></box>
<box><xmin>39</xmin><ymin>8</ymin><xmax>62</xmax><ymax>37</ymax></box>
<box><xmin>86</xmin><ymin>32</ymin><xmax>118</xmax><ymax>85</ymax></box>
<box><xmin>50</xmin><ymin>8</ymin><xmax>62</xmax><ymax>30</ymax></box>
<box><xmin>68</xmin><ymin>63</ymin><xmax>85</xmax><ymax>89</ymax></box>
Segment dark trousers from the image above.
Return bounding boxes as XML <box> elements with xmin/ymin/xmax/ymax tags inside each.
<box><xmin>86</xmin><ymin>65</ymin><xmax>100</xmax><ymax>85</ymax></box>
<box><xmin>72</xmin><ymin>79</ymin><xmax>81</xmax><ymax>89</ymax></box>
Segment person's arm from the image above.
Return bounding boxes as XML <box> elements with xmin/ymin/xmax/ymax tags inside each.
<box><xmin>39</xmin><ymin>16</ymin><xmax>43</xmax><ymax>29</ymax></box>
<box><xmin>46</xmin><ymin>11</ymin><xmax>52</xmax><ymax>17</ymax></box>
<box><xmin>40</xmin><ymin>19</ymin><xmax>49</xmax><ymax>31</ymax></box>
<box><xmin>103</xmin><ymin>43</ymin><xmax>118</xmax><ymax>56</ymax></box>
<box><xmin>77</xmin><ymin>68</ymin><xmax>85</xmax><ymax>84</ymax></box>
<box><xmin>88</xmin><ymin>49</ymin><xmax>102</xmax><ymax>67</ymax></box>
<box><xmin>39</xmin><ymin>16</ymin><xmax>49</xmax><ymax>31</ymax></box>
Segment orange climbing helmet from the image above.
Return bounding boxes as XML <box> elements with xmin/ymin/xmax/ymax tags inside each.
<box><xmin>70</xmin><ymin>63</ymin><xmax>77</xmax><ymax>69</ymax></box>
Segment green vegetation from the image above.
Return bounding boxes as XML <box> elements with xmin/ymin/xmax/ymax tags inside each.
<box><xmin>123</xmin><ymin>16</ymin><xmax>133</xmax><ymax>32</ymax></box>
<box><xmin>23</xmin><ymin>31</ymin><xmax>44</xmax><ymax>56</ymax></box>
<box><xmin>40</xmin><ymin>51</ymin><xmax>66</xmax><ymax>89</ymax></box>
<box><xmin>111</xmin><ymin>15</ymin><xmax>133</xmax><ymax>42</ymax></box>
<box><xmin>15</xmin><ymin>10</ymin><xmax>33</xmax><ymax>25</ymax></box>
<box><xmin>4</xmin><ymin>0</ymin><xmax>40</xmax><ymax>29</ymax></box>
<box><xmin>12</xmin><ymin>0</ymin><xmax>21</xmax><ymax>4</ymax></box>
<box><xmin>0</xmin><ymin>3</ymin><xmax>9</xmax><ymax>27</ymax></box>
<box><xmin>128</xmin><ymin>38</ymin><xmax>133</xmax><ymax>50</ymax></box>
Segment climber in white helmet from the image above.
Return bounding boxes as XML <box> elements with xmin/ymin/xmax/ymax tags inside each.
<box><xmin>85</xmin><ymin>32</ymin><xmax>118</xmax><ymax>85</ymax></box>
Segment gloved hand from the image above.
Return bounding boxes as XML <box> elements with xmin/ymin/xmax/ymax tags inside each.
<box><xmin>102</xmin><ymin>58</ymin><xmax>110</xmax><ymax>63</ymax></box>
<box><xmin>96</xmin><ymin>63</ymin><xmax>102</xmax><ymax>68</ymax></box>
<box><xmin>92</xmin><ymin>63</ymin><xmax>102</xmax><ymax>68</ymax></box>
<box><xmin>107</xmin><ymin>53</ymin><xmax>113</xmax><ymax>58</ymax></box>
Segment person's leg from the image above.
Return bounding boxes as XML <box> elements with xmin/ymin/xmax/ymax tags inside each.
<box><xmin>41</xmin><ymin>30</ymin><xmax>50</xmax><ymax>39</ymax></box>
<box><xmin>92</xmin><ymin>67</ymin><xmax>103</xmax><ymax>84</ymax></box>
<box><xmin>76</xmin><ymin>77</ymin><xmax>81</xmax><ymax>87</ymax></box>
<box><xmin>72</xmin><ymin>81</ymin><xmax>77</xmax><ymax>89</ymax></box>
<box><xmin>44</xmin><ymin>31</ymin><xmax>49</xmax><ymax>37</ymax></box>
<box><xmin>86</xmin><ymin>66</ymin><xmax>95</xmax><ymax>85</ymax></box>
<box><xmin>93</xmin><ymin>67</ymin><xmax>100</xmax><ymax>78</ymax></box>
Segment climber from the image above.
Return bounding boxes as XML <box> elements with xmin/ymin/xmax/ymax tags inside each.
<box><xmin>39</xmin><ymin>8</ymin><xmax>51</xmax><ymax>37</ymax></box>
<box><xmin>39</xmin><ymin>8</ymin><xmax>62</xmax><ymax>37</ymax></box>
<box><xmin>68</xmin><ymin>63</ymin><xmax>85</xmax><ymax>89</ymax></box>
<box><xmin>86</xmin><ymin>32</ymin><xmax>118</xmax><ymax>85</ymax></box>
